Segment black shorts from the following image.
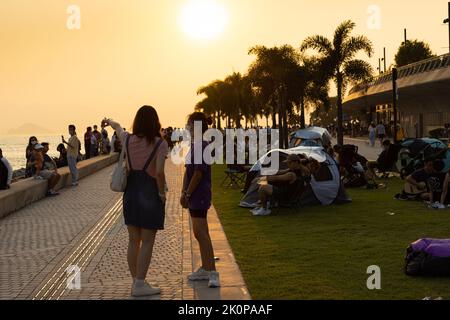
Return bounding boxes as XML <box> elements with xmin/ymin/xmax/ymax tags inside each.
<box><xmin>189</xmin><ymin>209</ymin><xmax>208</xmax><ymax>218</ymax></box>
<box><xmin>378</xmin><ymin>134</ymin><xmax>385</xmax><ymax>139</ymax></box>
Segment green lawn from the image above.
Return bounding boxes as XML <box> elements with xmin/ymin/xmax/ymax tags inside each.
<box><xmin>212</xmin><ymin>165</ymin><xmax>450</xmax><ymax>300</ymax></box>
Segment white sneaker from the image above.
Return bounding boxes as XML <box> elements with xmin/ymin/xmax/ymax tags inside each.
<box><xmin>131</xmin><ymin>281</ymin><xmax>161</xmax><ymax>297</ymax></box>
<box><xmin>72</xmin><ymin>182</ymin><xmax>79</xmax><ymax>187</ymax></box>
<box><xmin>250</xmin><ymin>207</ymin><xmax>261</xmax><ymax>215</ymax></box>
<box><xmin>208</xmin><ymin>271</ymin><xmax>221</xmax><ymax>288</ymax></box>
<box><xmin>253</xmin><ymin>207</ymin><xmax>271</xmax><ymax>216</ymax></box>
<box><xmin>188</xmin><ymin>267</ymin><xmax>210</xmax><ymax>281</ymax></box>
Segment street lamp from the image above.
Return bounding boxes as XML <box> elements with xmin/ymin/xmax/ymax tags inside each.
<box><xmin>445</xmin><ymin>2</ymin><xmax>450</xmax><ymax>53</ymax></box>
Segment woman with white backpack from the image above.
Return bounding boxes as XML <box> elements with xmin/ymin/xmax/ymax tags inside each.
<box><xmin>102</xmin><ymin>105</ymin><xmax>168</xmax><ymax>297</ymax></box>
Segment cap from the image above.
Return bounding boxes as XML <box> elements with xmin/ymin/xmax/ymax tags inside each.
<box><xmin>34</xmin><ymin>144</ymin><xmax>44</xmax><ymax>150</ymax></box>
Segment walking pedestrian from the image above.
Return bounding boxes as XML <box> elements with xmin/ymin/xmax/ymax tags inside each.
<box><xmin>368</xmin><ymin>122</ymin><xmax>376</xmax><ymax>147</ymax></box>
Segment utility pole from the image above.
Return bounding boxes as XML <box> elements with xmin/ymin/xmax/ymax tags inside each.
<box><xmin>404</xmin><ymin>28</ymin><xmax>407</xmax><ymax>44</ymax></box>
<box><xmin>392</xmin><ymin>68</ymin><xmax>398</xmax><ymax>143</ymax></box>
<box><xmin>378</xmin><ymin>58</ymin><xmax>381</xmax><ymax>75</ymax></box>
<box><xmin>383</xmin><ymin>47</ymin><xmax>387</xmax><ymax>72</ymax></box>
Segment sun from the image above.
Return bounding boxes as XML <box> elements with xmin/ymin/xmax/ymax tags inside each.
<box><xmin>179</xmin><ymin>0</ymin><xmax>229</xmax><ymax>40</ymax></box>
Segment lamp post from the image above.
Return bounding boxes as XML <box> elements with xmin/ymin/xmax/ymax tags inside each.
<box><xmin>444</xmin><ymin>2</ymin><xmax>450</xmax><ymax>53</ymax></box>
<box><xmin>392</xmin><ymin>68</ymin><xmax>398</xmax><ymax>143</ymax></box>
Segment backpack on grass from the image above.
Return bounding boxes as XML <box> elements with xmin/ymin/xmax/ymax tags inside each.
<box><xmin>405</xmin><ymin>238</ymin><xmax>450</xmax><ymax>276</ymax></box>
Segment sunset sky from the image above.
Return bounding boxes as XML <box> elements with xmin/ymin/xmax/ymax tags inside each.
<box><xmin>1</xmin><ymin>0</ymin><xmax>449</xmax><ymax>134</ymax></box>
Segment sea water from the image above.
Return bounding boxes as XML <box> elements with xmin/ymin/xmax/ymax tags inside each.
<box><xmin>0</xmin><ymin>135</ymin><xmax>62</xmax><ymax>170</ymax></box>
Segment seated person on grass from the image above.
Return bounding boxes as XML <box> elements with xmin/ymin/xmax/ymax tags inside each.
<box><xmin>251</xmin><ymin>154</ymin><xmax>311</xmax><ymax>216</ymax></box>
<box><xmin>34</xmin><ymin>144</ymin><xmax>61</xmax><ymax>197</ymax></box>
<box><xmin>366</xmin><ymin>140</ymin><xmax>398</xmax><ymax>180</ymax></box>
<box><xmin>439</xmin><ymin>168</ymin><xmax>450</xmax><ymax>205</ymax></box>
<box><xmin>399</xmin><ymin>159</ymin><xmax>445</xmax><ymax>202</ymax></box>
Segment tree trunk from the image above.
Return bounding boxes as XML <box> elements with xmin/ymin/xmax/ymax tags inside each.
<box><xmin>337</xmin><ymin>73</ymin><xmax>344</xmax><ymax>145</ymax></box>
<box><xmin>277</xmin><ymin>90</ymin><xmax>284</xmax><ymax>149</ymax></box>
<box><xmin>216</xmin><ymin>111</ymin><xmax>221</xmax><ymax>130</ymax></box>
<box><xmin>300</xmin><ymin>96</ymin><xmax>306</xmax><ymax>129</ymax></box>
<box><xmin>282</xmin><ymin>87</ymin><xmax>289</xmax><ymax>148</ymax></box>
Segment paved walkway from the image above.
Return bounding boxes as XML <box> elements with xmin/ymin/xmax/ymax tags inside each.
<box><xmin>0</xmin><ymin>160</ymin><xmax>250</xmax><ymax>300</ymax></box>
<box><xmin>334</xmin><ymin>137</ymin><xmax>383</xmax><ymax>161</ymax></box>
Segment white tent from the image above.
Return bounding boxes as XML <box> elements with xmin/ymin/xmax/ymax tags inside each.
<box><xmin>289</xmin><ymin>127</ymin><xmax>332</xmax><ymax>148</ymax></box>
<box><xmin>241</xmin><ymin>146</ymin><xmax>351</xmax><ymax>207</ymax></box>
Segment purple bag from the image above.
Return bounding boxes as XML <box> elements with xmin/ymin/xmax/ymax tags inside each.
<box><xmin>405</xmin><ymin>238</ymin><xmax>450</xmax><ymax>276</ymax></box>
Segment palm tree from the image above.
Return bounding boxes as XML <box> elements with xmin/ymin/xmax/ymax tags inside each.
<box><xmin>248</xmin><ymin>45</ymin><xmax>301</xmax><ymax>148</ymax></box>
<box><xmin>224</xmin><ymin>72</ymin><xmax>254</xmax><ymax>128</ymax></box>
<box><xmin>196</xmin><ymin>80</ymin><xmax>227</xmax><ymax>129</ymax></box>
<box><xmin>301</xmin><ymin>20</ymin><xmax>374</xmax><ymax>145</ymax></box>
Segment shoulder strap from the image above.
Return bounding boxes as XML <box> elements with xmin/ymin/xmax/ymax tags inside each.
<box><xmin>143</xmin><ymin>138</ymin><xmax>163</xmax><ymax>172</ymax></box>
<box><xmin>125</xmin><ymin>135</ymin><xmax>132</xmax><ymax>171</ymax></box>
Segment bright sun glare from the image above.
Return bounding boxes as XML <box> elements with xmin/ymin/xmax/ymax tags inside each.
<box><xmin>179</xmin><ymin>0</ymin><xmax>229</xmax><ymax>40</ymax></box>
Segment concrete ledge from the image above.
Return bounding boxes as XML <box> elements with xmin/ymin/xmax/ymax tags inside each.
<box><xmin>0</xmin><ymin>154</ymin><xmax>119</xmax><ymax>219</ymax></box>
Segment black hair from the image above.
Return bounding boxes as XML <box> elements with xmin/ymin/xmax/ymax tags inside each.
<box><xmin>69</xmin><ymin>125</ymin><xmax>76</xmax><ymax>131</ymax></box>
<box><xmin>382</xmin><ymin>140</ymin><xmax>391</xmax><ymax>146</ymax></box>
<box><xmin>433</xmin><ymin>159</ymin><xmax>445</xmax><ymax>172</ymax></box>
<box><xmin>132</xmin><ymin>105</ymin><xmax>162</xmax><ymax>143</ymax></box>
<box><xmin>28</xmin><ymin>136</ymin><xmax>38</xmax><ymax>146</ymax></box>
<box><xmin>187</xmin><ymin>112</ymin><xmax>209</xmax><ymax>134</ymax></box>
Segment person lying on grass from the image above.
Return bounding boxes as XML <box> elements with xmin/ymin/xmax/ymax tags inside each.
<box><xmin>251</xmin><ymin>154</ymin><xmax>312</xmax><ymax>216</ymax></box>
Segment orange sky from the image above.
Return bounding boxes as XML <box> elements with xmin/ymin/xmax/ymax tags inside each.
<box><xmin>1</xmin><ymin>0</ymin><xmax>449</xmax><ymax>134</ymax></box>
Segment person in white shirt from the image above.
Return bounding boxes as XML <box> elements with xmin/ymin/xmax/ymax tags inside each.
<box><xmin>0</xmin><ymin>148</ymin><xmax>13</xmax><ymax>189</ymax></box>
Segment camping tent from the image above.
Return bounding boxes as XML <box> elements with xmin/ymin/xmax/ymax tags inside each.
<box><xmin>289</xmin><ymin>127</ymin><xmax>332</xmax><ymax>148</ymax></box>
<box><xmin>240</xmin><ymin>146</ymin><xmax>351</xmax><ymax>208</ymax></box>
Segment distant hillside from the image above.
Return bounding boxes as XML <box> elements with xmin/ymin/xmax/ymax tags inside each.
<box><xmin>6</xmin><ymin>123</ymin><xmax>53</xmax><ymax>135</ymax></box>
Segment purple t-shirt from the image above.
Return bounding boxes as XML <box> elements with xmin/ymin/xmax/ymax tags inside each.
<box><xmin>185</xmin><ymin>141</ymin><xmax>212</xmax><ymax>210</ymax></box>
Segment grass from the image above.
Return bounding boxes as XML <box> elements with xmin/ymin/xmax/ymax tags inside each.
<box><xmin>212</xmin><ymin>164</ymin><xmax>450</xmax><ymax>300</ymax></box>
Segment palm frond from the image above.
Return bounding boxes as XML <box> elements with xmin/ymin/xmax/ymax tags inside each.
<box><xmin>301</xmin><ymin>35</ymin><xmax>333</xmax><ymax>55</ymax></box>
<box><xmin>333</xmin><ymin>20</ymin><xmax>356</xmax><ymax>52</ymax></box>
<box><xmin>343</xmin><ymin>59</ymin><xmax>374</xmax><ymax>83</ymax></box>
<box><xmin>342</xmin><ymin>35</ymin><xmax>374</xmax><ymax>60</ymax></box>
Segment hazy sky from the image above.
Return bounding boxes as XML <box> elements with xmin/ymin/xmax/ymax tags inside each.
<box><xmin>1</xmin><ymin>0</ymin><xmax>449</xmax><ymax>134</ymax></box>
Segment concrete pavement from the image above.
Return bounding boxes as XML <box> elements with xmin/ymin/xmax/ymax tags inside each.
<box><xmin>0</xmin><ymin>160</ymin><xmax>250</xmax><ymax>300</ymax></box>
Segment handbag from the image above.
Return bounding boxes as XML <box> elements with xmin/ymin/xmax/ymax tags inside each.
<box><xmin>110</xmin><ymin>136</ymin><xmax>129</xmax><ymax>192</ymax></box>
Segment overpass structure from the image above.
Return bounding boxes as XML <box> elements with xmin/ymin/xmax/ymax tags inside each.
<box><xmin>343</xmin><ymin>53</ymin><xmax>450</xmax><ymax>137</ymax></box>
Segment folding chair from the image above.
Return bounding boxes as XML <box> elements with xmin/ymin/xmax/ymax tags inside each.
<box><xmin>221</xmin><ymin>165</ymin><xmax>246</xmax><ymax>188</ymax></box>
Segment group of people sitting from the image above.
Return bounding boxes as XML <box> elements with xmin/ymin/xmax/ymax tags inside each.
<box><xmin>396</xmin><ymin>158</ymin><xmax>450</xmax><ymax>208</ymax></box>
<box><xmin>334</xmin><ymin>139</ymin><xmax>400</xmax><ymax>189</ymax></box>
<box><xmin>249</xmin><ymin>154</ymin><xmax>320</xmax><ymax>216</ymax></box>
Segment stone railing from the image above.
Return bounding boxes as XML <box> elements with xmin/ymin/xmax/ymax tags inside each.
<box><xmin>348</xmin><ymin>53</ymin><xmax>450</xmax><ymax>95</ymax></box>
<box><xmin>0</xmin><ymin>154</ymin><xmax>119</xmax><ymax>219</ymax></box>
